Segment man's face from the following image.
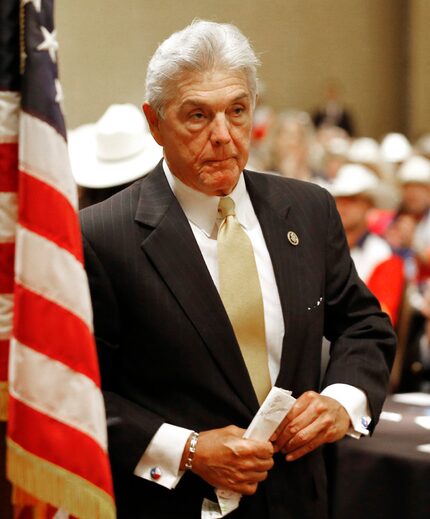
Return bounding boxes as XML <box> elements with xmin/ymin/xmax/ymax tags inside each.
<box><xmin>144</xmin><ymin>69</ymin><xmax>253</xmax><ymax>196</ymax></box>
<box><xmin>335</xmin><ymin>195</ymin><xmax>371</xmax><ymax>233</ymax></box>
<box><xmin>401</xmin><ymin>183</ymin><xmax>430</xmax><ymax>215</ymax></box>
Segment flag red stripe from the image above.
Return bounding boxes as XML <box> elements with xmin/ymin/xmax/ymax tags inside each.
<box><xmin>0</xmin><ymin>242</ymin><xmax>15</xmax><ymax>293</ymax></box>
<box><xmin>0</xmin><ymin>142</ymin><xmax>19</xmax><ymax>192</ymax></box>
<box><xmin>0</xmin><ymin>339</ymin><xmax>10</xmax><ymax>380</ymax></box>
<box><xmin>14</xmin><ymin>283</ymin><xmax>100</xmax><ymax>384</ymax></box>
<box><xmin>8</xmin><ymin>396</ymin><xmax>113</xmax><ymax>497</ymax></box>
<box><xmin>18</xmin><ymin>172</ymin><xmax>83</xmax><ymax>262</ymax></box>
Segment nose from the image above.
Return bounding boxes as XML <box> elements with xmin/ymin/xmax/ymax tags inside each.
<box><xmin>210</xmin><ymin>114</ymin><xmax>231</xmax><ymax>146</ymax></box>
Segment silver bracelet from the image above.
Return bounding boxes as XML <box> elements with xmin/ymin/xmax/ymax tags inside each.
<box><xmin>184</xmin><ymin>431</ymin><xmax>199</xmax><ymax>470</ymax></box>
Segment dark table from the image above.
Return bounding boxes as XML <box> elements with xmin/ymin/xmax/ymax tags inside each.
<box><xmin>329</xmin><ymin>394</ymin><xmax>430</xmax><ymax>519</ymax></box>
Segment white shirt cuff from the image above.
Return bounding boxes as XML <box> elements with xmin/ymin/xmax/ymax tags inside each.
<box><xmin>321</xmin><ymin>383</ymin><xmax>371</xmax><ymax>438</ymax></box>
<box><xmin>133</xmin><ymin>423</ymin><xmax>193</xmax><ymax>489</ymax></box>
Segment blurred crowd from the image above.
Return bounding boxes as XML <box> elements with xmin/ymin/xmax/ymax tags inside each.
<box><xmin>69</xmin><ymin>98</ymin><xmax>430</xmax><ymax>395</ymax></box>
<box><xmin>249</xmin><ymin>96</ymin><xmax>430</xmax><ymax>394</ymax></box>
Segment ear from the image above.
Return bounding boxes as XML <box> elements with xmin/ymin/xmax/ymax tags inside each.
<box><xmin>143</xmin><ymin>103</ymin><xmax>164</xmax><ymax>146</ymax></box>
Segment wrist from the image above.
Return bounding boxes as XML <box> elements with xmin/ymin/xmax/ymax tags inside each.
<box><xmin>180</xmin><ymin>431</ymin><xmax>199</xmax><ymax>471</ymax></box>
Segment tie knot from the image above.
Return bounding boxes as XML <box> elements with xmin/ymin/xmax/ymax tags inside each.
<box><xmin>218</xmin><ymin>196</ymin><xmax>236</xmax><ymax>219</ymax></box>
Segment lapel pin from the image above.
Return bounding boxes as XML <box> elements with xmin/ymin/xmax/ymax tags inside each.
<box><xmin>287</xmin><ymin>231</ymin><xmax>299</xmax><ymax>246</ymax></box>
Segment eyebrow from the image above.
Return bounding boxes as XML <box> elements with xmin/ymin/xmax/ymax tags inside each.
<box><xmin>180</xmin><ymin>92</ymin><xmax>250</xmax><ymax>109</ymax></box>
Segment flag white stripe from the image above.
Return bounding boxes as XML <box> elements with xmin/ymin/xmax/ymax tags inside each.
<box><xmin>19</xmin><ymin>113</ymin><xmax>78</xmax><ymax>210</ymax></box>
<box><xmin>0</xmin><ymin>91</ymin><xmax>20</xmax><ymax>137</ymax></box>
<box><xmin>0</xmin><ymin>192</ymin><xmax>18</xmax><ymax>242</ymax></box>
<box><xmin>9</xmin><ymin>338</ymin><xmax>107</xmax><ymax>450</ymax></box>
<box><xmin>0</xmin><ymin>294</ymin><xmax>14</xmax><ymax>341</ymax></box>
<box><xmin>15</xmin><ymin>225</ymin><xmax>93</xmax><ymax>330</ymax></box>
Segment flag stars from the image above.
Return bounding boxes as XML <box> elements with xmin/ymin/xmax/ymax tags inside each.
<box><xmin>22</xmin><ymin>0</ymin><xmax>43</xmax><ymax>12</ymax></box>
<box><xmin>36</xmin><ymin>27</ymin><xmax>59</xmax><ymax>63</ymax></box>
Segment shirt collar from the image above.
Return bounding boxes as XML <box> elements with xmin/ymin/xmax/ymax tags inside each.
<box><xmin>163</xmin><ymin>160</ymin><xmax>253</xmax><ymax>237</ymax></box>
<box><xmin>356</xmin><ymin>231</ymin><xmax>370</xmax><ymax>249</ymax></box>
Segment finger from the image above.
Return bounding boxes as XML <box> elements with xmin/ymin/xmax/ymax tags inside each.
<box><xmin>234</xmin><ymin>451</ymin><xmax>274</xmax><ymax>474</ymax></box>
<box><xmin>226</xmin><ymin>469</ymin><xmax>269</xmax><ymax>495</ymax></box>
<box><xmin>271</xmin><ymin>415</ymin><xmax>291</xmax><ymax>441</ymax></box>
<box><xmin>286</xmin><ymin>407</ymin><xmax>348</xmax><ymax>454</ymax></box>
<box><xmin>274</xmin><ymin>391</ymin><xmax>316</xmax><ymax>431</ymax></box>
<box><xmin>272</xmin><ymin>392</ymin><xmax>318</xmax><ymax>443</ymax></box>
<box><xmin>287</xmin><ymin>399</ymin><xmax>325</xmax><ymax>435</ymax></box>
<box><xmin>274</xmin><ymin>391</ymin><xmax>319</xmax><ymax>452</ymax></box>
<box><xmin>272</xmin><ymin>423</ymin><xmax>294</xmax><ymax>452</ymax></box>
<box><xmin>256</xmin><ymin>456</ymin><xmax>274</xmax><ymax>472</ymax></box>
<box><xmin>239</xmin><ymin>482</ymin><xmax>259</xmax><ymax>496</ymax></box>
<box><xmin>249</xmin><ymin>439</ymin><xmax>274</xmax><ymax>459</ymax></box>
<box><xmin>285</xmin><ymin>391</ymin><xmax>317</xmax><ymax>422</ymax></box>
<box><xmin>274</xmin><ymin>393</ymin><xmax>322</xmax><ymax>450</ymax></box>
<box><xmin>287</xmin><ymin>394</ymin><xmax>344</xmax><ymax>436</ymax></box>
<box><xmin>286</xmin><ymin>416</ymin><xmax>329</xmax><ymax>453</ymax></box>
<box><xmin>243</xmin><ymin>469</ymin><xmax>270</xmax><ymax>483</ymax></box>
<box><xmin>223</xmin><ymin>479</ymin><xmax>258</xmax><ymax>496</ymax></box>
<box><xmin>252</xmin><ymin>456</ymin><xmax>274</xmax><ymax>472</ymax></box>
<box><xmin>285</xmin><ymin>432</ymin><xmax>326</xmax><ymax>462</ymax></box>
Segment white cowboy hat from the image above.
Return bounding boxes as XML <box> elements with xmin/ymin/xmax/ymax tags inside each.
<box><xmin>380</xmin><ymin>133</ymin><xmax>412</xmax><ymax>163</ymax></box>
<box><xmin>68</xmin><ymin>104</ymin><xmax>163</xmax><ymax>188</ymax></box>
<box><xmin>397</xmin><ymin>155</ymin><xmax>430</xmax><ymax>184</ymax></box>
<box><xmin>325</xmin><ymin>136</ymin><xmax>350</xmax><ymax>157</ymax></box>
<box><xmin>415</xmin><ymin>133</ymin><xmax>430</xmax><ymax>157</ymax></box>
<box><xmin>330</xmin><ymin>164</ymin><xmax>379</xmax><ymax>198</ymax></box>
<box><xmin>347</xmin><ymin>137</ymin><xmax>380</xmax><ymax>164</ymax></box>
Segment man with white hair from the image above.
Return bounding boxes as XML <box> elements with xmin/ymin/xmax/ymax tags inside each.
<box><xmin>80</xmin><ymin>20</ymin><xmax>395</xmax><ymax>518</ymax></box>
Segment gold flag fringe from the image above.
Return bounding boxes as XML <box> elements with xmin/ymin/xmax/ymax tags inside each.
<box><xmin>0</xmin><ymin>382</ymin><xmax>8</xmax><ymax>421</ymax></box>
<box><xmin>13</xmin><ymin>486</ymin><xmax>53</xmax><ymax>519</ymax></box>
<box><xmin>7</xmin><ymin>439</ymin><xmax>116</xmax><ymax>519</ymax></box>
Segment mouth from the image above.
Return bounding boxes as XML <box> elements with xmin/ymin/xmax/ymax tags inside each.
<box><xmin>203</xmin><ymin>157</ymin><xmax>235</xmax><ymax>165</ymax></box>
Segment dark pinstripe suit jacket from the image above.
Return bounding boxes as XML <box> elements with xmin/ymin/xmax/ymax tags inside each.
<box><xmin>80</xmin><ymin>162</ymin><xmax>396</xmax><ymax>519</ymax></box>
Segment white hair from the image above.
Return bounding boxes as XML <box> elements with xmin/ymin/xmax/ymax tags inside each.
<box><xmin>145</xmin><ymin>20</ymin><xmax>260</xmax><ymax>116</ymax></box>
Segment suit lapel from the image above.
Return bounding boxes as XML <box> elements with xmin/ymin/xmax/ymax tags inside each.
<box><xmin>245</xmin><ymin>171</ymin><xmax>306</xmax><ymax>388</ymax></box>
<box><xmin>135</xmin><ymin>164</ymin><xmax>258</xmax><ymax>414</ymax></box>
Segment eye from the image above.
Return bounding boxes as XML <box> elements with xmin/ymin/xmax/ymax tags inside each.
<box><xmin>190</xmin><ymin>111</ymin><xmax>205</xmax><ymax>120</ymax></box>
<box><xmin>230</xmin><ymin>105</ymin><xmax>246</xmax><ymax>117</ymax></box>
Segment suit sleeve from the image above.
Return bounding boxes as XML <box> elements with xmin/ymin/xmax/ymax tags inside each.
<box><xmin>82</xmin><ymin>232</ymin><xmax>166</xmax><ymax>474</ymax></box>
<box><xmin>321</xmin><ymin>192</ymin><xmax>396</xmax><ymax>432</ymax></box>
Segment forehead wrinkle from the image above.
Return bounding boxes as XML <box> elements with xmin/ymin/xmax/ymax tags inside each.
<box><xmin>180</xmin><ymin>91</ymin><xmax>250</xmax><ymax>110</ymax></box>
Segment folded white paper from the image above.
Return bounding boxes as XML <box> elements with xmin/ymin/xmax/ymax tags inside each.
<box><xmin>201</xmin><ymin>387</ymin><xmax>296</xmax><ymax>518</ymax></box>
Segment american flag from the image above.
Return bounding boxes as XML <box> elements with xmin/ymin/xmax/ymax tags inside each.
<box><xmin>0</xmin><ymin>1</ymin><xmax>115</xmax><ymax>517</ymax></box>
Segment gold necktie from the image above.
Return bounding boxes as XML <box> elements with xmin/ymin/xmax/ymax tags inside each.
<box><xmin>217</xmin><ymin>196</ymin><xmax>271</xmax><ymax>404</ymax></box>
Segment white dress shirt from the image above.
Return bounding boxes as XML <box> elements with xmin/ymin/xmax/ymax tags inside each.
<box><xmin>134</xmin><ymin>162</ymin><xmax>370</xmax><ymax>489</ymax></box>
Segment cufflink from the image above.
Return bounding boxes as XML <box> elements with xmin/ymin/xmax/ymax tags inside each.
<box><xmin>150</xmin><ymin>467</ymin><xmax>162</xmax><ymax>480</ymax></box>
<box><xmin>361</xmin><ymin>416</ymin><xmax>371</xmax><ymax>429</ymax></box>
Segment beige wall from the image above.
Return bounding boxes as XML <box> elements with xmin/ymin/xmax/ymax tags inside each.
<box><xmin>57</xmin><ymin>0</ymin><xmax>422</xmax><ymax>139</ymax></box>
<box><xmin>408</xmin><ymin>0</ymin><xmax>430</xmax><ymax>140</ymax></box>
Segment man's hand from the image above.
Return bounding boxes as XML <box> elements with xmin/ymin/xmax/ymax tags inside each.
<box><xmin>271</xmin><ymin>391</ymin><xmax>350</xmax><ymax>462</ymax></box>
<box><xmin>182</xmin><ymin>425</ymin><xmax>274</xmax><ymax>495</ymax></box>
